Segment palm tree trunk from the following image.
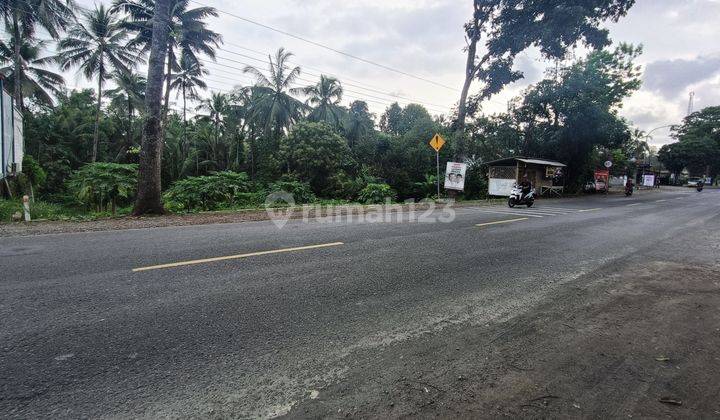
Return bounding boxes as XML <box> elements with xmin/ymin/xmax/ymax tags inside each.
<box><xmin>213</xmin><ymin>119</ymin><xmax>219</xmax><ymax>164</ymax></box>
<box><xmin>162</xmin><ymin>46</ymin><xmax>173</xmax><ymax>126</ymax></box>
<box><xmin>92</xmin><ymin>72</ymin><xmax>104</xmax><ymax>162</ymax></box>
<box><xmin>127</xmin><ymin>97</ymin><xmax>133</xmax><ymax>152</ymax></box>
<box><xmin>182</xmin><ymin>83</ymin><xmax>187</xmax><ymax>146</ymax></box>
<box><xmin>133</xmin><ymin>0</ymin><xmax>173</xmax><ymax>216</ymax></box>
<box><xmin>12</xmin><ymin>12</ymin><xmax>23</xmax><ymax>110</ymax></box>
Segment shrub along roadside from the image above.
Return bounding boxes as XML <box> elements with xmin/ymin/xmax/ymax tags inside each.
<box><xmin>163</xmin><ymin>171</ymin><xmax>262</xmax><ymax>212</ymax></box>
<box><xmin>66</xmin><ymin>163</ymin><xmax>138</xmax><ymax>215</ymax></box>
<box><xmin>268</xmin><ymin>180</ymin><xmax>316</xmax><ymax>204</ymax></box>
<box><xmin>358</xmin><ymin>183</ymin><xmax>397</xmax><ymax>204</ymax></box>
<box><xmin>0</xmin><ymin>198</ymin><xmax>130</xmax><ymax>222</ymax></box>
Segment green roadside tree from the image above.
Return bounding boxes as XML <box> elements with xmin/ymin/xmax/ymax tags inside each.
<box><xmin>511</xmin><ymin>44</ymin><xmax>643</xmax><ymax>186</ymax></box>
<box><xmin>456</xmin><ymin>0</ymin><xmax>637</xmax><ymax>133</ymax></box>
<box><xmin>58</xmin><ymin>4</ymin><xmax>140</xmax><ymax>162</ymax></box>
<box><xmin>280</xmin><ymin>121</ymin><xmax>355</xmax><ymax>196</ymax></box>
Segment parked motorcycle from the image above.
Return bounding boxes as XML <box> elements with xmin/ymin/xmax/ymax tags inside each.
<box><xmin>508</xmin><ymin>184</ymin><xmax>535</xmax><ymax>208</ymax></box>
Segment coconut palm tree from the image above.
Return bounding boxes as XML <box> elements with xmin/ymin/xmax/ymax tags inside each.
<box><xmin>0</xmin><ymin>38</ymin><xmax>65</xmax><ymax>109</ymax></box>
<box><xmin>105</xmin><ymin>71</ymin><xmax>146</xmax><ymax>159</ymax></box>
<box><xmin>301</xmin><ymin>75</ymin><xmax>346</xmax><ymax>129</ymax></box>
<box><xmin>0</xmin><ymin>0</ymin><xmax>76</xmax><ymax>107</ymax></box>
<box><xmin>243</xmin><ymin>47</ymin><xmax>306</xmax><ymax>138</ymax></box>
<box><xmin>133</xmin><ymin>0</ymin><xmax>173</xmax><ymax>216</ymax></box>
<box><xmin>58</xmin><ymin>4</ymin><xmax>141</xmax><ymax>162</ymax></box>
<box><xmin>344</xmin><ymin>100</ymin><xmax>374</xmax><ymax>149</ymax></box>
<box><xmin>196</xmin><ymin>91</ymin><xmax>228</xmax><ymax>167</ymax></box>
<box><xmin>112</xmin><ymin>0</ymin><xmax>221</xmax><ymax>125</ymax></box>
<box><xmin>170</xmin><ymin>54</ymin><xmax>207</xmax><ymax>131</ymax></box>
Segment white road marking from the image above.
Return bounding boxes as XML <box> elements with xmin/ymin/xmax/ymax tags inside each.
<box><xmin>531</xmin><ymin>206</ymin><xmax>583</xmax><ymax>211</ymax></box>
<box><xmin>476</xmin><ymin>218</ymin><xmax>529</xmax><ymax>227</ymax></box>
<box><xmin>508</xmin><ymin>209</ymin><xmax>573</xmax><ymax>216</ymax></box>
<box><xmin>133</xmin><ymin>242</ymin><xmax>345</xmax><ymax>272</ymax></box>
<box><xmin>469</xmin><ymin>209</ymin><xmax>545</xmax><ymax>218</ymax></box>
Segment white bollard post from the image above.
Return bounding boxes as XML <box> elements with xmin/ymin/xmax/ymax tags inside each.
<box><xmin>22</xmin><ymin>195</ymin><xmax>31</xmax><ymax>222</ymax></box>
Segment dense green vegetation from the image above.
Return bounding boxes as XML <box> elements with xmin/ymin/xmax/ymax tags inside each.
<box><xmin>2</xmin><ymin>0</ymin><xmax>716</xmax><ymax>223</ymax></box>
<box><xmin>658</xmin><ymin>106</ymin><xmax>720</xmax><ymax>182</ymax></box>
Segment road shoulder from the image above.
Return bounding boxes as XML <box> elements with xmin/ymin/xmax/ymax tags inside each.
<box><xmin>284</xmin><ymin>251</ymin><xmax>720</xmax><ymax>418</ymax></box>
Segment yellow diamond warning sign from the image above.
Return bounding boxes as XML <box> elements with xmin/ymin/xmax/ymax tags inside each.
<box><xmin>429</xmin><ymin>134</ymin><xmax>446</xmax><ymax>152</ymax></box>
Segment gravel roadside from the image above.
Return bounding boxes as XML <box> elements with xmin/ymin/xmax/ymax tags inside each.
<box><xmin>0</xmin><ymin>201</ymin><xmax>505</xmax><ymax>237</ymax></box>
<box><xmin>283</xmin><ymin>220</ymin><xmax>720</xmax><ymax>418</ymax></box>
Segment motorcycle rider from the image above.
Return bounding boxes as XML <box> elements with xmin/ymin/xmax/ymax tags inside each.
<box><xmin>625</xmin><ymin>178</ymin><xmax>634</xmax><ymax>194</ymax></box>
<box><xmin>519</xmin><ymin>175</ymin><xmax>532</xmax><ymax>201</ymax></box>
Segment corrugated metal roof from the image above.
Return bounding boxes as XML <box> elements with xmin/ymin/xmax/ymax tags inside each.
<box><xmin>516</xmin><ymin>158</ymin><xmax>566</xmax><ymax>167</ymax></box>
<box><xmin>485</xmin><ymin>157</ymin><xmax>567</xmax><ymax>167</ymax></box>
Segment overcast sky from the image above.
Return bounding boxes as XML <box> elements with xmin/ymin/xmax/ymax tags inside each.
<box><xmin>67</xmin><ymin>0</ymin><xmax>720</xmax><ymax>146</ymax></box>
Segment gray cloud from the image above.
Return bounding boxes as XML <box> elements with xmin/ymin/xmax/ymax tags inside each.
<box><xmin>644</xmin><ymin>54</ymin><xmax>720</xmax><ymax>99</ymax></box>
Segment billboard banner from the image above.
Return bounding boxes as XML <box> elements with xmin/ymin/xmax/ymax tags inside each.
<box><xmin>643</xmin><ymin>174</ymin><xmax>655</xmax><ymax>187</ymax></box>
<box><xmin>444</xmin><ymin>162</ymin><xmax>467</xmax><ymax>191</ymax></box>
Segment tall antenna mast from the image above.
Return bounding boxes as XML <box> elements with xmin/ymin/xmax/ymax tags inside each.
<box><xmin>687</xmin><ymin>91</ymin><xmax>695</xmax><ymax>115</ymax></box>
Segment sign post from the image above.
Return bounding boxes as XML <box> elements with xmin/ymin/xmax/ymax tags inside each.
<box><xmin>428</xmin><ymin>134</ymin><xmax>446</xmax><ymax>198</ymax></box>
<box><xmin>22</xmin><ymin>195</ymin><xmax>30</xmax><ymax>222</ymax></box>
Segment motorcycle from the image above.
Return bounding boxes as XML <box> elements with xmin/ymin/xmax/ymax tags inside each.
<box><xmin>508</xmin><ymin>184</ymin><xmax>535</xmax><ymax>208</ymax></box>
<box><xmin>697</xmin><ymin>182</ymin><xmax>704</xmax><ymax>192</ymax></box>
<box><xmin>625</xmin><ymin>184</ymin><xmax>634</xmax><ymax>197</ymax></box>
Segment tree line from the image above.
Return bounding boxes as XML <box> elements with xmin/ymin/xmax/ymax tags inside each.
<box><xmin>4</xmin><ymin>0</ymin><xmax>716</xmax><ymax>219</ymax></box>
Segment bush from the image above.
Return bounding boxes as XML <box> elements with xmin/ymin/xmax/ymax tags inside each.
<box><xmin>0</xmin><ymin>198</ymin><xmax>82</xmax><ymax>222</ymax></box>
<box><xmin>409</xmin><ymin>174</ymin><xmax>437</xmax><ymax>200</ymax></box>
<box><xmin>268</xmin><ymin>180</ymin><xmax>316</xmax><ymax>204</ymax></box>
<box><xmin>282</xmin><ymin>121</ymin><xmax>356</xmax><ymax>195</ymax></box>
<box><xmin>463</xmin><ymin>164</ymin><xmax>489</xmax><ymax>200</ymax></box>
<box><xmin>163</xmin><ymin>171</ymin><xmax>255</xmax><ymax>212</ymax></box>
<box><xmin>66</xmin><ymin>163</ymin><xmax>138</xmax><ymax>214</ymax></box>
<box><xmin>22</xmin><ymin>155</ymin><xmax>47</xmax><ymax>191</ymax></box>
<box><xmin>233</xmin><ymin>192</ymin><xmax>268</xmax><ymax>208</ymax></box>
<box><xmin>358</xmin><ymin>183</ymin><xmax>397</xmax><ymax>204</ymax></box>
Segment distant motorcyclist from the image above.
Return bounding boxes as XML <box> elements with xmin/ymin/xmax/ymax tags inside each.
<box><xmin>625</xmin><ymin>178</ymin><xmax>634</xmax><ymax>192</ymax></box>
<box><xmin>519</xmin><ymin>175</ymin><xmax>532</xmax><ymax>200</ymax></box>
<box><xmin>625</xmin><ymin>178</ymin><xmax>634</xmax><ymax>196</ymax></box>
<box><xmin>697</xmin><ymin>180</ymin><xmax>704</xmax><ymax>192</ymax></box>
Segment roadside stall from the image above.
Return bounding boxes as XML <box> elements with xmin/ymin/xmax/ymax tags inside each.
<box><xmin>486</xmin><ymin>157</ymin><xmax>567</xmax><ymax>197</ymax></box>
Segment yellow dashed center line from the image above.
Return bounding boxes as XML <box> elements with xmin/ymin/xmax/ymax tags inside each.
<box><xmin>476</xmin><ymin>218</ymin><xmax>529</xmax><ymax>228</ymax></box>
<box><xmin>133</xmin><ymin>242</ymin><xmax>345</xmax><ymax>272</ymax></box>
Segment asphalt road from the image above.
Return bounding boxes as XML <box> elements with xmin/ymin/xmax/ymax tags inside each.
<box><xmin>1</xmin><ymin>187</ymin><xmax>718</xmax><ymax>418</ymax></box>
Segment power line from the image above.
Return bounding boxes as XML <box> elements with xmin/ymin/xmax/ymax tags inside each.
<box><xmin>189</xmin><ymin>0</ymin><xmax>459</xmax><ymax>91</ymax></box>
<box><xmin>201</xmin><ymin>55</ymin><xmax>451</xmax><ymax>113</ymax></box>
<box><xmin>214</xmin><ymin>45</ymin><xmax>456</xmax><ymax>111</ymax></box>
<box><xmin>200</xmin><ymin>59</ymin><xmax>451</xmax><ymax>114</ymax></box>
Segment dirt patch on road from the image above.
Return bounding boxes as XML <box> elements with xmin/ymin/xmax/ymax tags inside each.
<box><xmin>284</xmin><ymin>260</ymin><xmax>720</xmax><ymax>418</ymax></box>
